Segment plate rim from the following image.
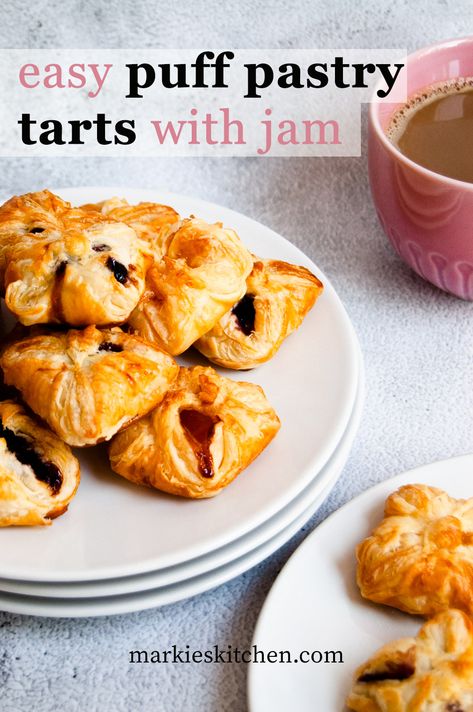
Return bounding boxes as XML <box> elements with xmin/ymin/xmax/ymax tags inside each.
<box><xmin>0</xmin><ymin>483</ymin><xmax>334</xmax><ymax>617</ymax></box>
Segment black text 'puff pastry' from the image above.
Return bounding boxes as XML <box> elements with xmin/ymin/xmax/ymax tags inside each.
<box><xmin>0</xmin><ymin>190</ymin><xmax>150</xmax><ymax>326</ymax></box>
<box><xmin>195</xmin><ymin>258</ymin><xmax>323</xmax><ymax>369</ymax></box>
<box><xmin>0</xmin><ymin>400</ymin><xmax>80</xmax><ymax>526</ymax></box>
<box><xmin>109</xmin><ymin>365</ymin><xmax>280</xmax><ymax>498</ymax></box>
<box><xmin>127</xmin><ymin>217</ymin><xmax>254</xmax><ymax>355</ymax></box>
<box><xmin>0</xmin><ymin>326</ymin><xmax>179</xmax><ymax>447</ymax></box>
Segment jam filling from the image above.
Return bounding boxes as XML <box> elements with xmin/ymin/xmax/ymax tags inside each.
<box><xmin>55</xmin><ymin>260</ymin><xmax>68</xmax><ymax>277</ymax></box>
<box><xmin>30</xmin><ymin>227</ymin><xmax>45</xmax><ymax>234</ymax></box>
<box><xmin>106</xmin><ymin>257</ymin><xmax>129</xmax><ymax>284</ymax></box>
<box><xmin>179</xmin><ymin>409</ymin><xmax>220</xmax><ymax>478</ymax></box>
<box><xmin>52</xmin><ymin>260</ymin><xmax>68</xmax><ymax>322</ymax></box>
<box><xmin>92</xmin><ymin>243</ymin><xmax>110</xmax><ymax>252</ymax></box>
<box><xmin>98</xmin><ymin>342</ymin><xmax>123</xmax><ymax>353</ymax></box>
<box><xmin>232</xmin><ymin>294</ymin><xmax>256</xmax><ymax>336</ymax></box>
<box><xmin>0</xmin><ymin>383</ymin><xmax>20</xmax><ymax>401</ymax></box>
<box><xmin>358</xmin><ymin>662</ymin><xmax>415</xmax><ymax>683</ymax></box>
<box><xmin>0</xmin><ymin>421</ymin><xmax>62</xmax><ymax>494</ymax></box>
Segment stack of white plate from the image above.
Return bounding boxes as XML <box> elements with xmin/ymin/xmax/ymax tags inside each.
<box><xmin>0</xmin><ymin>188</ymin><xmax>363</xmax><ymax>617</ymax></box>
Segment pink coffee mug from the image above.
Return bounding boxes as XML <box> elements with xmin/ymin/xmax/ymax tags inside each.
<box><xmin>369</xmin><ymin>36</ymin><xmax>473</xmax><ymax>300</ymax></box>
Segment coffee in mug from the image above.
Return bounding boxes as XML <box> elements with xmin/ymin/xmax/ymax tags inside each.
<box><xmin>387</xmin><ymin>78</ymin><xmax>473</xmax><ymax>183</ymax></box>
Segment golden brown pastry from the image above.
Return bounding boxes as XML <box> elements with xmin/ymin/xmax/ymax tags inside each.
<box><xmin>356</xmin><ymin>484</ymin><xmax>473</xmax><ymax>618</ymax></box>
<box><xmin>195</xmin><ymin>258</ymin><xmax>323</xmax><ymax>369</ymax></box>
<box><xmin>0</xmin><ymin>190</ymin><xmax>149</xmax><ymax>326</ymax></box>
<box><xmin>109</xmin><ymin>365</ymin><xmax>280</xmax><ymax>498</ymax></box>
<box><xmin>80</xmin><ymin>197</ymin><xmax>179</xmax><ymax>258</ymax></box>
<box><xmin>347</xmin><ymin>609</ymin><xmax>473</xmax><ymax>712</ymax></box>
<box><xmin>0</xmin><ymin>400</ymin><xmax>80</xmax><ymax>526</ymax></box>
<box><xmin>0</xmin><ymin>326</ymin><xmax>178</xmax><ymax>447</ymax></box>
<box><xmin>127</xmin><ymin>217</ymin><xmax>254</xmax><ymax>355</ymax></box>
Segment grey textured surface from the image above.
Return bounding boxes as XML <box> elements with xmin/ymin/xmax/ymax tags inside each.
<box><xmin>1</xmin><ymin>2</ymin><xmax>473</xmax><ymax>711</ymax></box>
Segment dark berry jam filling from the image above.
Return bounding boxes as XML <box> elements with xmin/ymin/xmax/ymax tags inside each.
<box><xmin>232</xmin><ymin>294</ymin><xmax>256</xmax><ymax>336</ymax></box>
<box><xmin>0</xmin><ymin>421</ymin><xmax>63</xmax><ymax>495</ymax></box>
<box><xmin>106</xmin><ymin>257</ymin><xmax>129</xmax><ymax>284</ymax></box>
<box><xmin>358</xmin><ymin>662</ymin><xmax>415</xmax><ymax>683</ymax></box>
<box><xmin>98</xmin><ymin>342</ymin><xmax>124</xmax><ymax>353</ymax></box>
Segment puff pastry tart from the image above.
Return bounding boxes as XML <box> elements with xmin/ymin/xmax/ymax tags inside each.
<box><xmin>0</xmin><ymin>326</ymin><xmax>178</xmax><ymax>447</ymax></box>
<box><xmin>347</xmin><ymin>609</ymin><xmax>473</xmax><ymax>712</ymax></box>
<box><xmin>0</xmin><ymin>190</ymin><xmax>149</xmax><ymax>326</ymax></box>
<box><xmin>81</xmin><ymin>197</ymin><xmax>180</xmax><ymax>259</ymax></box>
<box><xmin>195</xmin><ymin>258</ymin><xmax>323</xmax><ymax>369</ymax></box>
<box><xmin>109</xmin><ymin>365</ymin><xmax>280</xmax><ymax>498</ymax></box>
<box><xmin>127</xmin><ymin>218</ymin><xmax>254</xmax><ymax>355</ymax></box>
<box><xmin>0</xmin><ymin>400</ymin><xmax>80</xmax><ymax>526</ymax></box>
<box><xmin>356</xmin><ymin>484</ymin><xmax>473</xmax><ymax>618</ymax></box>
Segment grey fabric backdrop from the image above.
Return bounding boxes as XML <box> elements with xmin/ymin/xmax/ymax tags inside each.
<box><xmin>1</xmin><ymin>2</ymin><xmax>473</xmax><ymax>710</ymax></box>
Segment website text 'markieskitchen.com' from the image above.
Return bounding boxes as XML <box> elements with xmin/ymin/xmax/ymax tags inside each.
<box><xmin>128</xmin><ymin>645</ymin><xmax>344</xmax><ymax>665</ymax></box>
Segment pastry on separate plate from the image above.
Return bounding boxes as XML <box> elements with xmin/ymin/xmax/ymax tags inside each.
<box><xmin>0</xmin><ymin>190</ymin><xmax>149</xmax><ymax>326</ymax></box>
<box><xmin>0</xmin><ymin>326</ymin><xmax>178</xmax><ymax>447</ymax></box>
<box><xmin>81</xmin><ymin>197</ymin><xmax>179</xmax><ymax>258</ymax></box>
<box><xmin>109</xmin><ymin>365</ymin><xmax>280</xmax><ymax>498</ymax></box>
<box><xmin>356</xmin><ymin>484</ymin><xmax>473</xmax><ymax>618</ymax></box>
<box><xmin>127</xmin><ymin>217</ymin><xmax>254</xmax><ymax>355</ymax></box>
<box><xmin>195</xmin><ymin>258</ymin><xmax>323</xmax><ymax>369</ymax></box>
<box><xmin>347</xmin><ymin>609</ymin><xmax>473</xmax><ymax>712</ymax></box>
<box><xmin>0</xmin><ymin>400</ymin><xmax>80</xmax><ymax>526</ymax></box>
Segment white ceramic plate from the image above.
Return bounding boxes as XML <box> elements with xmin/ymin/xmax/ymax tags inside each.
<box><xmin>0</xmin><ymin>369</ymin><xmax>363</xmax><ymax>616</ymax></box>
<box><xmin>248</xmin><ymin>454</ymin><xmax>473</xmax><ymax>712</ymax></box>
<box><xmin>0</xmin><ymin>187</ymin><xmax>359</xmax><ymax>582</ymax></box>
<box><xmin>0</xmin><ymin>346</ymin><xmax>363</xmax><ymax>598</ymax></box>
<box><xmin>0</xmin><ymin>479</ymin><xmax>334</xmax><ymax>617</ymax></box>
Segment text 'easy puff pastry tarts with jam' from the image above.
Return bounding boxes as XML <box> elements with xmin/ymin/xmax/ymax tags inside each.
<box><xmin>127</xmin><ymin>217</ymin><xmax>254</xmax><ymax>355</ymax></box>
<box><xmin>109</xmin><ymin>366</ymin><xmax>281</xmax><ymax>499</ymax></box>
<box><xmin>80</xmin><ymin>197</ymin><xmax>180</xmax><ymax>260</ymax></box>
<box><xmin>356</xmin><ymin>484</ymin><xmax>473</xmax><ymax>619</ymax></box>
<box><xmin>0</xmin><ymin>400</ymin><xmax>80</xmax><ymax>526</ymax></box>
<box><xmin>346</xmin><ymin>609</ymin><xmax>473</xmax><ymax>712</ymax></box>
<box><xmin>0</xmin><ymin>190</ymin><xmax>150</xmax><ymax>326</ymax></box>
<box><xmin>195</xmin><ymin>258</ymin><xmax>323</xmax><ymax>370</ymax></box>
<box><xmin>0</xmin><ymin>325</ymin><xmax>178</xmax><ymax>447</ymax></box>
